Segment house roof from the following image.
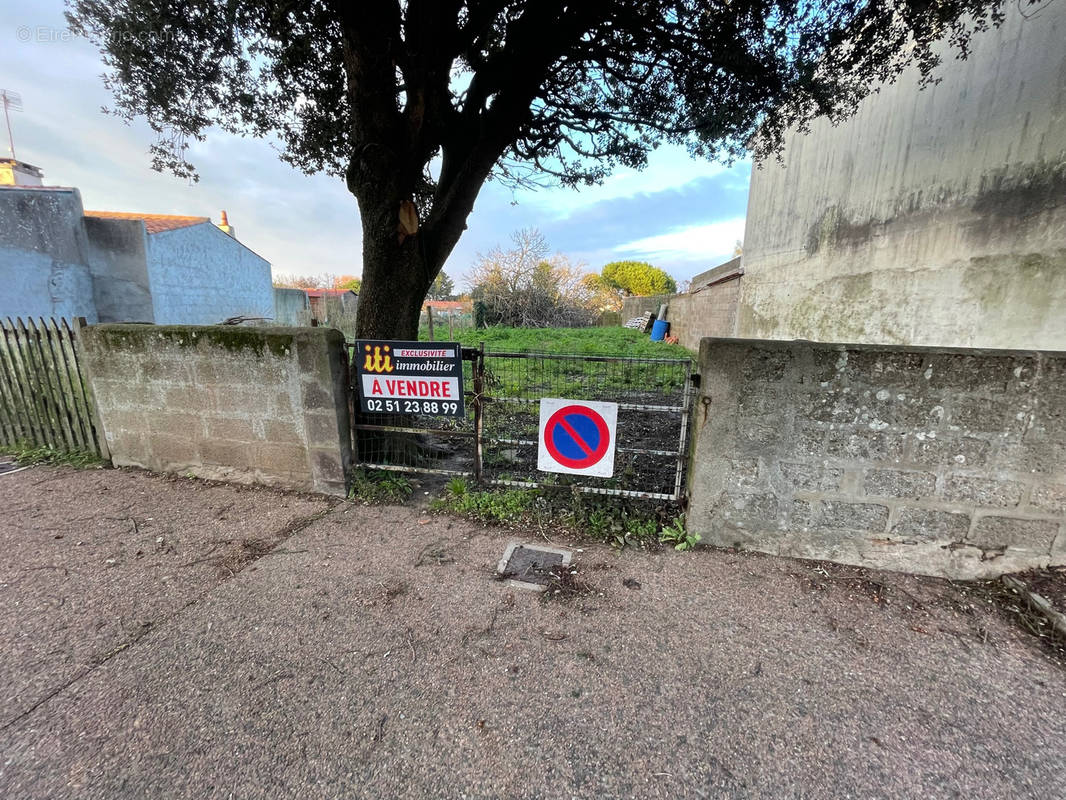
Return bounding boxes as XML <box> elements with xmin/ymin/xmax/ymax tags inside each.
<box><xmin>423</xmin><ymin>300</ymin><xmax>468</xmax><ymax>310</ymax></box>
<box><xmin>305</xmin><ymin>288</ymin><xmax>357</xmax><ymax>298</ymax></box>
<box><xmin>0</xmin><ymin>185</ymin><xmax>76</xmax><ymax>192</ymax></box>
<box><xmin>83</xmin><ymin>210</ymin><xmax>211</xmax><ymax>234</ymax></box>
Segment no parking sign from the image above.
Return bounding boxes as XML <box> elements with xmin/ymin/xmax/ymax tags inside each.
<box><xmin>537</xmin><ymin>398</ymin><xmax>618</xmax><ymax>477</ymax></box>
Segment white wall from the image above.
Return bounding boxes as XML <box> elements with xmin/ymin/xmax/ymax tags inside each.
<box><xmin>145</xmin><ymin>223</ymin><xmax>273</xmax><ymax>325</ymax></box>
<box><xmin>737</xmin><ymin>1</ymin><xmax>1066</xmax><ymax>349</ymax></box>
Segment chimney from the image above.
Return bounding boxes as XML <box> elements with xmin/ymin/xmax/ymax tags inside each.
<box><xmin>0</xmin><ymin>158</ymin><xmax>44</xmax><ymax>187</ymax></box>
<box><xmin>216</xmin><ymin>209</ymin><xmax>236</xmax><ymax>238</ymax></box>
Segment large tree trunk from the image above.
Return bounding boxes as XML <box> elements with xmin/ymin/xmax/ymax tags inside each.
<box><xmin>355</xmin><ymin>226</ymin><xmax>435</xmax><ymax>341</ymax></box>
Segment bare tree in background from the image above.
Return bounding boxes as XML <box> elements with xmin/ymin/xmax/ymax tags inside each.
<box><xmin>468</xmin><ymin>229</ymin><xmax>598</xmax><ymax>327</ymax></box>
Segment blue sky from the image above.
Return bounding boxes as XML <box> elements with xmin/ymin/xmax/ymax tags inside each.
<box><xmin>1</xmin><ymin>2</ymin><xmax>750</xmax><ymax>287</ymax></box>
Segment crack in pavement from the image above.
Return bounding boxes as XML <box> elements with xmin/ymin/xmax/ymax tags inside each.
<box><xmin>0</xmin><ymin>502</ymin><xmax>339</xmax><ymax>733</ymax></box>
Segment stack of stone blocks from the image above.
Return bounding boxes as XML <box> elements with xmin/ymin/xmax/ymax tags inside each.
<box><xmin>80</xmin><ymin>325</ymin><xmax>351</xmax><ymax>496</ymax></box>
<box><xmin>689</xmin><ymin>338</ymin><xmax>1066</xmax><ymax>578</ymax></box>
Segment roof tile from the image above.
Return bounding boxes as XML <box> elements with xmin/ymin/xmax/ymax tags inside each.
<box><xmin>84</xmin><ymin>210</ymin><xmax>210</xmax><ymax>234</ymax></box>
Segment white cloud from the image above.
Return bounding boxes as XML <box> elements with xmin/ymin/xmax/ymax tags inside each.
<box><xmin>613</xmin><ymin>218</ymin><xmax>746</xmax><ymax>263</ymax></box>
<box><xmin>518</xmin><ymin>146</ymin><xmax>738</xmax><ymax>216</ymax></box>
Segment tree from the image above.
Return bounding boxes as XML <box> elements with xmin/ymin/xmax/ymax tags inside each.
<box><xmin>602</xmin><ymin>261</ymin><xmax>678</xmax><ymax>296</ymax></box>
<box><xmin>576</xmin><ymin>274</ymin><xmax>624</xmax><ymax>313</ymax></box>
<box><xmin>68</xmin><ymin>0</ymin><xmax>1004</xmax><ymax>339</ymax></box>
<box><xmin>333</xmin><ymin>275</ymin><xmax>362</xmax><ymax>292</ymax></box>
<box><xmin>273</xmin><ymin>274</ymin><xmax>330</xmax><ymax>290</ymax></box>
<box><xmin>428</xmin><ymin>272</ymin><xmax>455</xmax><ymax>301</ymax></box>
<box><xmin>468</xmin><ymin>229</ymin><xmax>595</xmax><ymax>328</ymax></box>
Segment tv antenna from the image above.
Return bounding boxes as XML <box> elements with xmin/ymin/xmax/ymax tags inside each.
<box><xmin>2</xmin><ymin>89</ymin><xmax>22</xmax><ymax>160</ymax></box>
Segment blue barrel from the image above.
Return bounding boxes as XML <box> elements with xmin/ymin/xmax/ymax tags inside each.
<box><xmin>650</xmin><ymin>319</ymin><xmax>669</xmax><ymax>341</ymax></box>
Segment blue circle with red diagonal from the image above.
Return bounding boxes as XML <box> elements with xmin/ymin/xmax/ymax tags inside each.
<box><xmin>543</xmin><ymin>405</ymin><xmax>611</xmax><ymax>469</ymax></box>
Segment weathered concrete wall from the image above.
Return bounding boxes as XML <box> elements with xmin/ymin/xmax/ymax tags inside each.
<box><xmin>738</xmin><ymin>2</ymin><xmax>1066</xmax><ymax>349</ymax></box>
<box><xmin>621</xmin><ymin>276</ymin><xmax>741</xmax><ymax>350</ymax></box>
<box><xmin>81</xmin><ymin>325</ymin><xmax>351</xmax><ymax>496</ymax></box>
<box><xmin>273</xmin><ymin>288</ymin><xmax>312</xmax><ymax>326</ymax></box>
<box><xmin>688</xmin><ymin>338</ymin><xmax>1066</xmax><ymax>578</ymax></box>
<box><xmin>83</xmin><ymin>217</ymin><xmax>154</xmax><ymax>323</ymax></box>
<box><xmin>0</xmin><ymin>187</ymin><xmax>98</xmax><ymax>322</ymax></box>
<box><xmin>146</xmin><ymin>224</ymin><xmax>273</xmax><ymax>325</ymax></box>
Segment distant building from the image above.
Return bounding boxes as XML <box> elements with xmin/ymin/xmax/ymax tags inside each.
<box><xmin>0</xmin><ymin>158</ymin><xmax>44</xmax><ymax>187</ymax></box>
<box><xmin>0</xmin><ymin>170</ymin><xmax>272</xmax><ymax>324</ymax></box>
<box><xmin>422</xmin><ymin>299</ymin><xmax>470</xmax><ymax>317</ymax></box>
<box><xmin>305</xmin><ymin>288</ymin><xmax>358</xmax><ymax>324</ymax></box>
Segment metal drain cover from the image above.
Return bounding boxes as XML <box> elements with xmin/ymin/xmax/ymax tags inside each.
<box><xmin>497</xmin><ymin>542</ymin><xmax>573</xmax><ymax>591</ymax></box>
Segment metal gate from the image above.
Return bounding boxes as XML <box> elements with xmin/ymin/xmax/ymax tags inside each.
<box><xmin>348</xmin><ymin>343</ymin><xmax>696</xmax><ymax>503</ymax></box>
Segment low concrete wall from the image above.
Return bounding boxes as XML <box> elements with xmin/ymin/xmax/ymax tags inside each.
<box><xmin>688</xmin><ymin>338</ymin><xmax>1066</xmax><ymax>578</ymax></box>
<box><xmin>621</xmin><ymin>276</ymin><xmax>740</xmax><ymax>350</ymax></box>
<box><xmin>80</xmin><ymin>325</ymin><xmax>351</xmax><ymax>495</ymax></box>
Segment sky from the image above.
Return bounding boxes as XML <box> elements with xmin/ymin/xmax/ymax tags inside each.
<box><xmin>0</xmin><ymin>2</ymin><xmax>750</xmax><ymax>288</ymax></box>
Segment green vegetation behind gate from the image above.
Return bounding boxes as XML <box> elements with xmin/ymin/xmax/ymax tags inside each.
<box><xmin>418</xmin><ymin>326</ymin><xmax>692</xmax><ymax>358</ymax></box>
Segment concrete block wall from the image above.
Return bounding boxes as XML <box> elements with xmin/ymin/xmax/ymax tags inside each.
<box><xmin>80</xmin><ymin>325</ymin><xmax>351</xmax><ymax>495</ymax></box>
<box><xmin>620</xmin><ymin>278</ymin><xmax>740</xmax><ymax>350</ymax></box>
<box><xmin>688</xmin><ymin>338</ymin><xmax>1066</xmax><ymax>578</ymax></box>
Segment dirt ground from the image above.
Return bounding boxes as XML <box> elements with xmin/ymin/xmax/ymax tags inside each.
<box><xmin>1017</xmin><ymin>566</ymin><xmax>1066</xmax><ymax>611</ymax></box>
<box><xmin>1</xmin><ymin>466</ymin><xmax>1065</xmax><ymax>799</ymax></box>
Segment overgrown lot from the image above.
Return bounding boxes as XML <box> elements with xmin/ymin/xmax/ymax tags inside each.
<box><xmin>420</xmin><ymin>325</ymin><xmax>692</xmax><ymax>358</ymax></box>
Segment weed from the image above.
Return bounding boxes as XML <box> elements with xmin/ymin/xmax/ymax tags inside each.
<box><xmin>348</xmin><ymin>469</ymin><xmax>413</xmax><ymax>505</ymax></box>
<box><xmin>659</xmin><ymin>515</ymin><xmax>701</xmax><ymax>551</ymax></box>
<box><xmin>1</xmin><ymin>442</ymin><xmax>102</xmax><ymax>469</ymax></box>
<box><xmin>446</xmin><ymin>476</ymin><xmax>469</xmax><ymax>497</ymax></box>
<box><xmin>431</xmin><ymin>486</ymin><xmax>535</xmax><ymax>524</ymax></box>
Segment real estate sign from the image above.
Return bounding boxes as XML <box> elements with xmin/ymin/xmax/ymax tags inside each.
<box><xmin>354</xmin><ymin>340</ymin><xmax>465</xmax><ymax>417</ymax></box>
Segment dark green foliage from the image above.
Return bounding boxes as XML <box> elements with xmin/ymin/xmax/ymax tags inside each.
<box><xmin>602</xmin><ymin>262</ymin><xmax>677</xmax><ymax>296</ymax></box>
<box><xmin>473</xmin><ymin>301</ymin><xmax>487</xmax><ymax>330</ymax></box>
<box><xmin>67</xmin><ymin>0</ymin><xmax>1008</xmax><ymax>341</ymax></box>
<box><xmin>67</xmin><ymin>0</ymin><xmax>1006</xmax><ymax>183</ymax></box>
<box><xmin>428</xmin><ymin>272</ymin><xmax>455</xmax><ymax>301</ymax></box>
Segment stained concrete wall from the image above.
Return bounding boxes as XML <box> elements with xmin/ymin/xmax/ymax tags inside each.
<box><xmin>146</xmin><ymin>224</ymin><xmax>273</xmax><ymax>325</ymax></box>
<box><xmin>83</xmin><ymin>216</ymin><xmax>154</xmax><ymax>323</ymax></box>
<box><xmin>621</xmin><ymin>275</ymin><xmax>741</xmax><ymax>351</ymax></box>
<box><xmin>80</xmin><ymin>325</ymin><xmax>351</xmax><ymax>496</ymax></box>
<box><xmin>0</xmin><ymin>187</ymin><xmax>98</xmax><ymax>322</ymax></box>
<box><xmin>738</xmin><ymin>1</ymin><xmax>1066</xmax><ymax>349</ymax></box>
<box><xmin>688</xmin><ymin>338</ymin><xmax>1066</xmax><ymax>578</ymax></box>
<box><xmin>274</xmin><ymin>288</ymin><xmax>312</xmax><ymax>326</ymax></box>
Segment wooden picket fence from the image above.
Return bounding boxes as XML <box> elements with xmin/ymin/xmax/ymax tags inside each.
<box><xmin>0</xmin><ymin>317</ymin><xmax>106</xmax><ymax>458</ymax></box>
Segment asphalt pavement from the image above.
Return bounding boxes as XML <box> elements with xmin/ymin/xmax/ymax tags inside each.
<box><xmin>1</xmin><ymin>466</ymin><xmax>1064</xmax><ymax>799</ymax></box>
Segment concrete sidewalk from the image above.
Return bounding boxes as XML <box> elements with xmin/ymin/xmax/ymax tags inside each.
<box><xmin>1</xmin><ymin>467</ymin><xmax>1064</xmax><ymax>799</ymax></box>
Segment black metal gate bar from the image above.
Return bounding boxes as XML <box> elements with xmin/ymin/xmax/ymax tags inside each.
<box><xmin>487</xmin><ymin>477</ymin><xmax>681</xmax><ymax>502</ymax></box>
<box><xmin>479</xmin><ymin>349</ymin><xmax>695</xmax><ymax>501</ymax></box>
<box><xmin>347</xmin><ymin>342</ymin><xmax>696</xmax><ymax>503</ymax></box>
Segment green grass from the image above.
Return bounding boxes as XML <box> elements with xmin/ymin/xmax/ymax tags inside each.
<box><xmin>416</xmin><ymin>325</ymin><xmax>694</xmax><ymax>400</ymax></box>
<box><xmin>348</xmin><ymin>469</ymin><xmax>414</xmax><ymax>505</ymax></box>
<box><xmin>431</xmin><ymin>478</ymin><xmax>699</xmax><ymax>552</ymax></box>
<box><xmin>0</xmin><ymin>442</ymin><xmax>103</xmax><ymax>468</ymax></box>
<box><xmin>420</xmin><ymin>325</ymin><xmax>692</xmax><ymax>358</ymax></box>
